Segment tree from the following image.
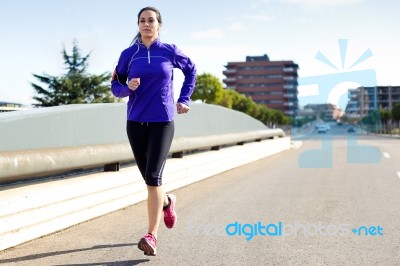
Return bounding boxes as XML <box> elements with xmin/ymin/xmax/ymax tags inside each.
<box><xmin>380</xmin><ymin>109</ymin><xmax>391</xmax><ymax>133</ymax></box>
<box><xmin>31</xmin><ymin>40</ymin><xmax>114</xmax><ymax>107</ymax></box>
<box><xmin>218</xmin><ymin>89</ymin><xmax>234</xmax><ymax>109</ymax></box>
<box><xmin>191</xmin><ymin>73</ymin><xmax>223</xmax><ymax>104</ymax></box>
<box><xmin>271</xmin><ymin>110</ymin><xmax>285</xmax><ymax>127</ymax></box>
<box><xmin>258</xmin><ymin>105</ymin><xmax>272</xmax><ymax>125</ymax></box>
<box><xmin>392</xmin><ymin>103</ymin><xmax>400</xmax><ymax>128</ymax></box>
<box><xmin>361</xmin><ymin>110</ymin><xmax>382</xmax><ymax>132</ymax></box>
<box><xmin>231</xmin><ymin>93</ymin><xmax>252</xmax><ymax>113</ymax></box>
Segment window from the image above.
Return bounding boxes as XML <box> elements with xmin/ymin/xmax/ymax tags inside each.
<box><xmin>283</xmin><ymin>67</ymin><xmax>295</xmax><ymax>72</ymax></box>
<box><xmin>237</xmin><ymin>66</ymin><xmax>282</xmax><ymax>71</ymax></box>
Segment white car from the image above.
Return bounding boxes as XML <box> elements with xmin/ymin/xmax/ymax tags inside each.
<box><xmin>317</xmin><ymin>125</ymin><xmax>328</xmax><ymax>133</ymax></box>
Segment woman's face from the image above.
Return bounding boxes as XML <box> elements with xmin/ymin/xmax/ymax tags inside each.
<box><xmin>138</xmin><ymin>10</ymin><xmax>160</xmax><ymax>40</ymax></box>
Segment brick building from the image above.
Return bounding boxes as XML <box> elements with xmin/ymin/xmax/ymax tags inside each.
<box><xmin>222</xmin><ymin>54</ymin><xmax>299</xmax><ymax>116</ymax></box>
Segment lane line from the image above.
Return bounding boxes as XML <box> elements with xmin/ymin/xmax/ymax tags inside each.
<box><xmin>383</xmin><ymin>152</ymin><xmax>390</xmax><ymax>158</ymax></box>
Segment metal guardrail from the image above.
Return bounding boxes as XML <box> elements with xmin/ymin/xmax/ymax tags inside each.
<box><xmin>0</xmin><ymin>129</ymin><xmax>285</xmax><ymax>185</ymax></box>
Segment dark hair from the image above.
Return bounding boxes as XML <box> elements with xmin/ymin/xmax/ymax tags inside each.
<box><xmin>130</xmin><ymin>6</ymin><xmax>162</xmax><ymax>46</ymax></box>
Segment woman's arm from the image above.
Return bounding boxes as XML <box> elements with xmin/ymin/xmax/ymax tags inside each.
<box><xmin>111</xmin><ymin>50</ymin><xmax>134</xmax><ymax>98</ymax></box>
<box><xmin>172</xmin><ymin>46</ymin><xmax>197</xmax><ymax>106</ymax></box>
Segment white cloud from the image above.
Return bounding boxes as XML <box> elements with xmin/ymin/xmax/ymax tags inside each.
<box><xmin>292</xmin><ymin>17</ymin><xmax>307</xmax><ymax>23</ymax></box>
<box><xmin>190</xmin><ymin>28</ymin><xmax>225</xmax><ymax>39</ymax></box>
<box><xmin>280</xmin><ymin>0</ymin><xmax>365</xmax><ymax>8</ymax></box>
<box><xmin>229</xmin><ymin>22</ymin><xmax>245</xmax><ymax>31</ymax></box>
<box><xmin>244</xmin><ymin>14</ymin><xmax>273</xmax><ymax>21</ymax></box>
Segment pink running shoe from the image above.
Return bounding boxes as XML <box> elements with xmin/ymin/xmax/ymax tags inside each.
<box><xmin>138</xmin><ymin>233</ymin><xmax>157</xmax><ymax>256</ymax></box>
<box><xmin>163</xmin><ymin>194</ymin><xmax>177</xmax><ymax>229</ymax></box>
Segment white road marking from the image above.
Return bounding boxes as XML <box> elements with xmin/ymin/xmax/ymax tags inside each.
<box><xmin>383</xmin><ymin>152</ymin><xmax>390</xmax><ymax>158</ymax></box>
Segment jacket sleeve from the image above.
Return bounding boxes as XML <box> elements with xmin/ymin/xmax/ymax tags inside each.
<box><xmin>110</xmin><ymin>50</ymin><xmax>133</xmax><ymax>98</ymax></box>
<box><xmin>172</xmin><ymin>46</ymin><xmax>196</xmax><ymax>106</ymax></box>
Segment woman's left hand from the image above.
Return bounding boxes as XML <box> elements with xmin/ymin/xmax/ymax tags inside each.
<box><xmin>177</xmin><ymin>102</ymin><xmax>190</xmax><ymax>114</ymax></box>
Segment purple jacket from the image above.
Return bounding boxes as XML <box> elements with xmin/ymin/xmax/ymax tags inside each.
<box><xmin>111</xmin><ymin>39</ymin><xmax>196</xmax><ymax>122</ymax></box>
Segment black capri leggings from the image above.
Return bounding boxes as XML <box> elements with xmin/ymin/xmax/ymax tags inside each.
<box><xmin>126</xmin><ymin>120</ymin><xmax>175</xmax><ymax>186</ymax></box>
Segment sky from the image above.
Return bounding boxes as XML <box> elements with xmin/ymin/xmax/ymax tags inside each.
<box><xmin>0</xmin><ymin>0</ymin><xmax>399</xmax><ymax>109</ymax></box>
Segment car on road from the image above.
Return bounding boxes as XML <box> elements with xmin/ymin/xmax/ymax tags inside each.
<box><xmin>347</xmin><ymin>125</ymin><xmax>356</xmax><ymax>133</ymax></box>
<box><xmin>317</xmin><ymin>125</ymin><xmax>328</xmax><ymax>133</ymax></box>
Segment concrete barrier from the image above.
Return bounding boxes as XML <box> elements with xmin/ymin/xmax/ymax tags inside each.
<box><xmin>0</xmin><ymin>129</ymin><xmax>284</xmax><ymax>184</ymax></box>
<box><xmin>0</xmin><ymin>103</ymin><xmax>285</xmax><ymax>184</ymax></box>
<box><xmin>0</xmin><ymin>102</ymin><xmax>277</xmax><ymax>152</ymax></box>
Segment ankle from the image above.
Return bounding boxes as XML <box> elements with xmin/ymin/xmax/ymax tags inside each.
<box><xmin>163</xmin><ymin>195</ymin><xmax>171</xmax><ymax>210</ymax></box>
<box><xmin>147</xmin><ymin>232</ymin><xmax>157</xmax><ymax>239</ymax></box>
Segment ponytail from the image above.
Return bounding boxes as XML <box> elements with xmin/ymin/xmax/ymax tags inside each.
<box><xmin>130</xmin><ymin>32</ymin><xmax>141</xmax><ymax>47</ymax></box>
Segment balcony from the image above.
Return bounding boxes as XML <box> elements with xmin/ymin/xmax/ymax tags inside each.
<box><xmin>283</xmin><ymin>67</ymin><xmax>295</xmax><ymax>72</ymax></box>
<box><xmin>284</xmin><ymin>85</ymin><xmax>295</xmax><ymax>90</ymax></box>
<box><xmin>222</xmin><ymin>70</ymin><xmax>237</xmax><ymax>76</ymax></box>
<box><xmin>283</xmin><ymin>76</ymin><xmax>295</xmax><ymax>80</ymax></box>
<box><xmin>284</xmin><ymin>102</ymin><xmax>295</xmax><ymax>106</ymax></box>
<box><xmin>284</xmin><ymin>94</ymin><xmax>295</xmax><ymax>98</ymax></box>
<box><xmin>224</xmin><ymin>69</ymin><xmax>236</xmax><ymax>73</ymax></box>
<box><xmin>223</xmin><ymin>78</ymin><xmax>236</xmax><ymax>83</ymax></box>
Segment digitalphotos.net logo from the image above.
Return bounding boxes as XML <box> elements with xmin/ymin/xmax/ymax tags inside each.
<box><xmin>185</xmin><ymin>220</ymin><xmax>384</xmax><ymax>241</ymax></box>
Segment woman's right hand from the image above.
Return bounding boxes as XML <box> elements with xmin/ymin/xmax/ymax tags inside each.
<box><xmin>128</xmin><ymin>78</ymin><xmax>140</xmax><ymax>91</ymax></box>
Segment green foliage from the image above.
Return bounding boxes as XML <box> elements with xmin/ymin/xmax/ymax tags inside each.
<box><xmin>193</xmin><ymin>72</ymin><xmax>290</xmax><ymax>126</ymax></box>
<box><xmin>361</xmin><ymin>110</ymin><xmax>381</xmax><ymax>124</ymax></box>
<box><xmin>380</xmin><ymin>109</ymin><xmax>391</xmax><ymax>122</ymax></box>
<box><xmin>32</xmin><ymin>40</ymin><xmax>114</xmax><ymax>107</ymax></box>
<box><xmin>218</xmin><ymin>89</ymin><xmax>234</xmax><ymax>109</ymax></box>
<box><xmin>392</xmin><ymin>103</ymin><xmax>400</xmax><ymax>122</ymax></box>
<box><xmin>191</xmin><ymin>73</ymin><xmax>223</xmax><ymax>104</ymax></box>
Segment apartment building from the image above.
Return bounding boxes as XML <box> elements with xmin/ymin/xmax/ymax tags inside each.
<box><xmin>346</xmin><ymin>86</ymin><xmax>400</xmax><ymax>117</ymax></box>
<box><xmin>222</xmin><ymin>54</ymin><xmax>299</xmax><ymax>116</ymax></box>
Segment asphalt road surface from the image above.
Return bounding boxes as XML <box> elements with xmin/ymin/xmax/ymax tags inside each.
<box><xmin>1</xmin><ymin>123</ymin><xmax>400</xmax><ymax>265</ymax></box>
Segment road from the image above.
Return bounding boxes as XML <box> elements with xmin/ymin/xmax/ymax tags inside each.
<box><xmin>1</xmin><ymin>123</ymin><xmax>400</xmax><ymax>265</ymax></box>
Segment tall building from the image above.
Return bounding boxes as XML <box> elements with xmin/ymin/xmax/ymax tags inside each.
<box><xmin>303</xmin><ymin>103</ymin><xmax>341</xmax><ymax>121</ymax></box>
<box><xmin>346</xmin><ymin>86</ymin><xmax>400</xmax><ymax>117</ymax></box>
<box><xmin>223</xmin><ymin>54</ymin><xmax>299</xmax><ymax>116</ymax></box>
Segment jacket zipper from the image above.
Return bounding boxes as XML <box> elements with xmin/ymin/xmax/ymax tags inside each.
<box><xmin>147</xmin><ymin>48</ymin><xmax>150</xmax><ymax>64</ymax></box>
